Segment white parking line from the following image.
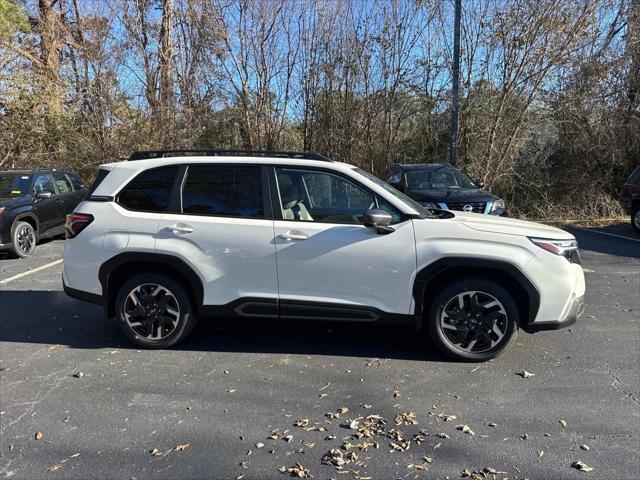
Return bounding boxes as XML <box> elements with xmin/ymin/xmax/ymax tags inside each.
<box><xmin>0</xmin><ymin>259</ymin><xmax>63</xmax><ymax>285</ymax></box>
<box><xmin>576</xmin><ymin>228</ymin><xmax>640</xmax><ymax>243</ymax></box>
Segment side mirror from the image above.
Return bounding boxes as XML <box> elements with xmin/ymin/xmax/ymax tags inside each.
<box><xmin>36</xmin><ymin>191</ymin><xmax>53</xmax><ymax>199</ymax></box>
<box><xmin>364</xmin><ymin>209</ymin><xmax>394</xmax><ymax>234</ymax></box>
<box><xmin>475</xmin><ymin>180</ymin><xmax>485</xmax><ymax>188</ymax></box>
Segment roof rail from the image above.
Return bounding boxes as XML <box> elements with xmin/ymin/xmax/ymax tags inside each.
<box><xmin>128</xmin><ymin>149</ymin><xmax>332</xmax><ymax>162</ymax></box>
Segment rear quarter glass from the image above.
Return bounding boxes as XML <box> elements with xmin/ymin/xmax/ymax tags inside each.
<box><xmin>87</xmin><ymin>168</ymin><xmax>110</xmax><ymax>196</ymax></box>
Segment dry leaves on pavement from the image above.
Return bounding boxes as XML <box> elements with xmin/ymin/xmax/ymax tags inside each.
<box><xmin>572</xmin><ymin>460</ymin><xmax>594</xmax><ymax>473</ymax></box>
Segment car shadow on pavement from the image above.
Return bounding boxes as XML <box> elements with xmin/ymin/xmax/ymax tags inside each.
<box><xmin>565</xmin><ymin>225</ymin><xmax>640</xmax><ymax>259</ymax></box>
<box><xmin>0</xmin><ymin>290</ymin><xmax>447</xmax><ymax>362</ymax></box>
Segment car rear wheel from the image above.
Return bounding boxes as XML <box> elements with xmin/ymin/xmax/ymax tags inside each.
<box><xmin>115</xmin><ymin>273</ymin><xmax>198</xmax><ymax>348</ymax></box>
<box><xmin>10</xmin><ymin>221</ymin><xmax>37</xmax><ymax>258</ymax></box>
<box><xmin>631</xmin><ymin>206</ymin><xmax>640</xmax><ymax>234</ymax></box>
<box><xmin>425</xmin><ymin>278</ymin><xmax>519</xmax><ymax>361</ymax></box>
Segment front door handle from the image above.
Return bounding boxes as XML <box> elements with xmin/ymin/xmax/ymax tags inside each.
<box><xmin>278</xmin><ymin>231</ymin><xmax>308</xmax><ymax>241</ymax></box>
<box><xmin>168</xmin><ymin>224</ymin><xmax>194</xmax><ymax>234</ymax></box>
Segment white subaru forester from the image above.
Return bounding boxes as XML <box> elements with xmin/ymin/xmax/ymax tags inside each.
<box><xmin>62</xmin><ymin>150</ymin><xmax>585</xmax><ymax>361</ymax></box>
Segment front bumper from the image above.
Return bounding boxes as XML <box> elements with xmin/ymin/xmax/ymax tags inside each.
<box><xmin>524</xmin><ymin>294</ymin><xmax>584</xmax><ymax>332</ymax></box>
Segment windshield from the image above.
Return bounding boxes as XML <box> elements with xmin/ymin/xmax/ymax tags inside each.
<box><xmin>405</xmin><ymin>166</ymin><xmax>477</xmax><ymax>191</ymax></box>
<box><xmin>353</xmin><ymin>168</ymin><xmax>431</xmax><ymax>217</ymax></box>
<box><xmin>0</xmin><ymin>173</ymin><xmax>31</xmax><ymax>197</ymax></box>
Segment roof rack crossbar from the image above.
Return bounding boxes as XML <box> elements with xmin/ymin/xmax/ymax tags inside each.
<box><xmin>128</xmin><ymin>149</ymin><xmax>332</xmax><ymax>162</ymax></box>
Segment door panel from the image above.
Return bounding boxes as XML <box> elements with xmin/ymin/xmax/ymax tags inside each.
<box><xmin>273</xmin><ymin>220</ymin><xmax>416</xmax><ymax>314</ymax></box>
<box><xmin>156</xmin><ymin>215</ymin><xmax>278</xmax><ymax>306</ymax></box>
<box><xmin>31</xmin><ymin>174</ymin><xmax>58</xmax><ymax>235</ymax></box>
<box><xmin>51</xmin><ymin>172</ymin><xmax>76</xmax><ymax>226</ymax></box>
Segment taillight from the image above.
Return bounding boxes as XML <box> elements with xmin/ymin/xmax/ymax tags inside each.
<box><xmin>65</xmin><ymin>213</ymin><xmax>94</xmax><ymax>238</ymax></box>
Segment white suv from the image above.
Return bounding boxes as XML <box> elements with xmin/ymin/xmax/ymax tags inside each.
<box><xmin>62</xmin><ymin>150</ymin><xmax>585</xmax><ymax>361</ymax></box>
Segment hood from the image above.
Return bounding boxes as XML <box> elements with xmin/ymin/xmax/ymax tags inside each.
<box><xmin>452</xmin><ymin>211</ymin><xmax>574</xmax><ymax>239</ymax></box>
<box><xmin>406</xmin><ymin>188</ymin><xmax>493</xmax><ymax>202</ymax></box>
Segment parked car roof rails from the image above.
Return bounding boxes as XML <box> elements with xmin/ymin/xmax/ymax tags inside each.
<box><xmin>128</xmin><ymin>149</ymin><xmax>333</xmax><ymax>162</ymax></box>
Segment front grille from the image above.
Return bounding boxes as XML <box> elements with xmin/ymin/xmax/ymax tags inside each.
<box><xmin>564</xmin><ymin>249</ymin><xmax>581</xmax><ymax>265</ymax></box>
<box><xmin>446</xmin><ymin>202</ymin><xmax>486</xmax><ymax>213</ymax></box>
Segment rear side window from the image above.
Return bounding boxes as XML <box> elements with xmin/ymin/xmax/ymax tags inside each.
<box><xmin>118</xmin><ymin>166</ymin><xmax>178</xmax><ymax>212</ymax></box>
<box><xmin>181</xmin><ymin>165</ymin><xmax>264</xmax><ymax>218</ymax></box>
<box><xmin>52</xmin><ymin>172</ymin><xmax>73</xmax><ymax>194</ymax></box>
<box><xmin>87</xmin><ymin>168</ymin><xmax>110</xmax><ymax>195</ymax></box>
<box><xmin>67</xmin><ymin>173</ymin><xmax>86</xmax><ymax>191</ymax></box>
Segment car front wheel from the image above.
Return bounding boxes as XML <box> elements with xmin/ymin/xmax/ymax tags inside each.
<box><xmin>114</xmin><ymin>273</ymin><xmax>198</xmax><ymax>348</ymax></box>
<box><xmin>10</xmin><ymin>220</ymin><xmax>37</xmax><ymax>258</ymax></box>
<box><xmin>426</xmin><ymin>278</ymin><xmax>519</xmax><ymax>361</ymax></box>
<box><xmin>632</xmin><ymin>206</ymin><xmax>640</xmax><ymax>234</ymax></box>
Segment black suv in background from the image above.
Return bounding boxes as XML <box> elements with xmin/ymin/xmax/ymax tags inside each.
<box><xmin>385</xmin><ymin>163</ymin><xmax>506</xmax><ymax>216</ymax></box>
<box><xmin>620</xmin><ymin>165</ymin><xmax>640</xmax><ymax>233</ymax></box>
<box><xmin>0</xmin><ymin>169</ymin><xmax>87</xmax><ymax>258</ymax></box>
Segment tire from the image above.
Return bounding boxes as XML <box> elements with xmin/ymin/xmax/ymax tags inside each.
<box><xmin>632</xmin><ymin>206</ymin><xmax>640</xmax><ymax>234</ymax></box>
<box><xmin>9</xmin><ymin>221</ymin><xmax>37</xmax><ymax>258</ymax></box>
<box><xmin>425</xmin><ymin>277</ymin><xmax>519</xmax><ymax>362</ymax></box>
<box><xmin>114</xmin><ymin>273</ymin><xmax>198</xmax><ymax>348</ymax></box>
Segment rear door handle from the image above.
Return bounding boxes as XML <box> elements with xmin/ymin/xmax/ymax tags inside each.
<box><xmin>278</xmin><ymin>232</ymin><xmax>308</xmax><ymax>241</ymax></box>
<box><xmin>168</xmin><ymin>224</ymin><xmax>194</xmax><ymax>234</ymax></box>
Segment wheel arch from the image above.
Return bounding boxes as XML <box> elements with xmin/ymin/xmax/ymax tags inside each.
<box><xmin>99</xmin><ymin>252</ymin><xmax>204</xmax><ymax>318</ymax></box>
<box><xmin>13</xmin><ymin>212</ymin><xmax>40</xmax><ymax>234</ymax></box>
<box><xmin>413</xmin><ymin>257</ymin><xmax>540</xmax><ymax>331</ymax></box>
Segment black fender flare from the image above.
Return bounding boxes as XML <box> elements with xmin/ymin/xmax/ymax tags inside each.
<box><xmin>13</xmin><ymin>211</ymin><xmax>40</xmax><ymax>236</ymax></box>
<box><xmin>98</xmin><ymin>252</ymin><xmax>205</xmax><ymax>315</ymax></box>
<box><xmin>412</xmin><ymin>257</ymin><xmax>541</xmax><ymax>328</ymax></box>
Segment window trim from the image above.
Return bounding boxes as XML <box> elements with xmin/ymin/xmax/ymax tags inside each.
<box><xmin>176</xmin><ymin>163</ymin><xmax>273</xmax><ymax>220</ymax></box>
<box><xmin>268</xmin><ymin>165</ymin><xmax>406</xmax><ymax>225</ymax></box>
<box><xmin>115</xmin><ymin>165</ymin><xmax>181</xmax><ymax>213</ymax></box>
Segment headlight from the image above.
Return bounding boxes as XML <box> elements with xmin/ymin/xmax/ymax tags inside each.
<box><xmin>529</xmin><ymin>237</ymin><xmax>578</xmax><ymax>256</ymax></box>
<box><xmin>420</xmin><ymin>201</ymin><xmax>438</xmax><ymax>209</ymax></box>
<box><xmin>490</xmin><ymin>198</ymin><xmax>505</xmax><ymax>213</ymax></box>
<box><xmin>0</xmin><ymin>207</ymin><xmax>4</xmax><ymax>215</ymax></box>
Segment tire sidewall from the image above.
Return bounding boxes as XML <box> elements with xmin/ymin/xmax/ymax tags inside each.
<box><xmin>11</xmin><ymin>221</ymin><xmax>36</xmax><ymax>258</ymax></box>
<box><xmin>632</xmin><ymin>208</ymin><xmax>640</xmax><ymax>234</ymax></box>
<box><xmin>426</xmin><ymin>277</ymin><xmax>519</xmax><ymax>362</ymax></box>
<box><xmin>115</xmin><ymin>273</ymin><xmax>197</xmax><ymax>349</ymax></box>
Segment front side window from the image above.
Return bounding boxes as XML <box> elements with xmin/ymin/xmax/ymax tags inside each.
<box><xmin>181</xmin><ymin>165</ymin><xmax>264</xmax><ymax>218</ymax></box>
<box><xmin>32</xmin><ymin>175</ymin><xmax>56</xmax><ymax>196</ymax></box>
<box><xmin>275</xmin><ymin>167</ymin><xmax>401</xmax><ymax>224</ymax></box>
<box><xmin>52</xmin><ymin>172</ymin><xmax>73</xmax><ymax>194</ymax></box>
<box><xmin>118</xmin><ymin>166</ymin><xmax>178</xmax><ymax>212</ymax></box>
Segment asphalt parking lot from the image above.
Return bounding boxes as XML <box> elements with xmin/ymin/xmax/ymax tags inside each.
<box><xmin>1</xmin><ymin>225</ymin><xmax>638</xmax><ymax>480</ymax></box>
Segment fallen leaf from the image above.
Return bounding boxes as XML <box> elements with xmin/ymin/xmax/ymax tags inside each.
<box><xmin>294</xmin><ymin>418</ymin><xmax>309</xmax><ymax>428</ymax></box>
<box><xmin>394</xmin><ymin>412</ymin><xmax>417</xmax><ymax>425</ymax></box>
<box><xmin>72</xmin><ymin>371</ymin><xmax>83</xmax><ymax>378</ymax></box>
<box><xmin>149</xmin><ymin>448</ymin><xmax>160</xmax><ymax>456</ymax></box>
<box><xmin>393</xmin><ymin>390</ymin><xmax>401</xmax><ymax>398</ymax></box>
<box><xmin>537</xmin><ymin>450</ymin><xmax>544</xmax><ymax>458</ymax></box>
<box><xmin>456</xmin><ymin>424</ymin><xmax>475</xmax><ymax>435</ymax></box>
<box><xmin>580</xmin><ymin>444</ymin><xmax>590</xmax><ymax>451</ymax></box>
<box><xmin>48</xmin><ymin>464</ymin><xmax>62</xmax><ymax>472</ymax></box>
<box><xmin>284</xmin><ymin>435</ymin><xmax>293</xmax><ymax>442</ymax></box>
<box><xmin>483</xmin><ymin>466</ymin><xmax>507</xmax><ymax>475</ymax></box>
<box><xmin>236</xmin><ymin>475</ymin><xmax>245</xmax><ymax>480</ymax></box>
<box><xmin>487</xmin><ymin>422</ymin><xmax>497</xmax><ymax>427</ymax></box>
<box><xmin>278</xmin><ymin>466</ymin><xmax>287</xmax><ymax>473</ymax></box>
<box><xmin>224</xmin><ymin>370</ymin><xmax>229</xmax><ymax>374</ymax></box>
<box><xmin>174</xmin><ymin>443</ymin><xmax>189</xmax><ymax>451</ymax></box>
<box><xmin>287</xmin><ymin>463</ymin><xmax>310</xmax><ymax>478</ymax></box>
<box><xmin>228</xmin><ymin>389</ymin><xmax>237</xmax><ymax>393</ymax></box>
<box><xmin>349</xmin><ymin>419</ymin><xmax>359</xmax><ymax>429</ymax></box>
<box><xmin>69</xmin><ymin>453</ymin><xmax>80</xmax><ymax>459</ymax></box>
<box><xmin>255</xmin><ymin>442</ymin><xmax>264</xmax><ymax>449</ymax></box>
<box><xmin>559</xmin><ymin>420</ymin><xmax>567</xmax><ymax>428</ymax></box>
<box><xmin>571</xmin><ymin>460</ymin><xmax>593</xmax><ymax>473</ymax></box>
<box><xmin>35</xmin><ymin>432</ymin><xmax>43</xmax><ymax>440</ymax></box>
<box><xmin>239</xmin><ymin>461</ymin><xmax>249</xmax><ymax>469</ymax></box>
<box><xmin>516</xmin><ymin>370</ymin><xmax>535</xmax><ymax>378</ymax></box>
<box><xmin>438</xmin><ymin>433</ymin><xmax>449</xmax><ymax>439</ymax></box>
